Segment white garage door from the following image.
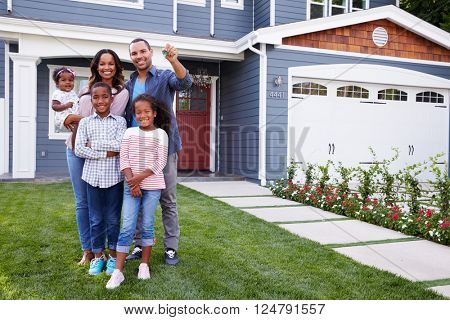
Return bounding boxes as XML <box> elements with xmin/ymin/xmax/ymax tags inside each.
<box><xmin>289</xmin><ymin>77</ymin><xmax>449</xmax><ymax>180</ymax></box>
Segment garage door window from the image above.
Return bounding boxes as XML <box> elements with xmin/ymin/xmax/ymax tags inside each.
<box><xmin>337</xmin><ymin>85</ymin><xmax>369</xmax><ymax>98</ymax></box>
<box><xmin>416</xmin><ymin>91</ymin><xmax>444</xmax><ymax>103</ymax></box>
<box><xmin>293</xmin><ymin>82</ymin><xmax>327</xmax><ymax>96</ymax></box>
<box><xmin>378</xmin><ymin>88</ymin><xmax>407</xmax><ymax>101</ymax></box>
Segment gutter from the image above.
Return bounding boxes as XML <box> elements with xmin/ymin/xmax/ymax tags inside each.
<box><xmin>210</xmin><ymin>0</ymin><xmax>215</xmax><ymax>37</ymax></box>
<box><xmin>173</xmin><ymin>0</ymin><xmax>177</xmax><ymax>33</ymax></box>
<box><xmin>248</xmin><ymin>40</ymin><xmax>267</xmax><ymax>186</ymax></box>
<box><xmin>7</xmin><ymin>0</ymin><xmax>12</xmax><ymax>13</ymax></box>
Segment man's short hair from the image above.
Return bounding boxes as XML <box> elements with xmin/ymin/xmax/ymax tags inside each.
<box><xmin>130</xmin><ymin>38</ymin><xmax>151</xmax><ymax>51</ymax></box>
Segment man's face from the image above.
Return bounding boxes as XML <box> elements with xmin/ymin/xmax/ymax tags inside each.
<box><xmin>129</xmin><ymin>41</ymin><xmax>153</xmax><ymax>71</ymax></box>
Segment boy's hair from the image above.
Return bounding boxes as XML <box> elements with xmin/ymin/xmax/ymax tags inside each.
<box><xmin>91</xmin><ymin>82</ymin><xmax>112</xmax><ymax>97</ymax></box>
<box><xmin>52</xmin><ymin>67</ymin><xmax>76</xmax><ymax>84</ymax></box>
<box><xmin>132</xmin><ymin>94</ymin><xmax>171</xmax><ymax>134</ymax></box>
<box><xmin>129</xmin><ymin>38</ymin><xmax>151</xmax><ymax>50</ymax></box>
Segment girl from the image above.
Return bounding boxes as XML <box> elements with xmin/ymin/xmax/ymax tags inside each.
<box><xmin>64</xmin><ymin>49</ymin><xmax>129</xmax><ymax>266</ymax></box>
<box><xmin>51</xmin><ymin>67</ymin><xmax>79</xmax><ymax>132</ymax></box>
<box><xmin>106</xmin><ymin>94</ymin><xmax>170</xmax><ymax>289</ymax></box>
<box><xmin>75</xmin><ymin>82</ymin><xmax>127</xmax><ymax>276</ymax></box>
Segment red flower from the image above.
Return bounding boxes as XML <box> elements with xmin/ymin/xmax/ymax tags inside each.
<box><xmin>416</xmin><ymin>217</ymin><xmax>421</xmax><ymax>222</ymax></box>
<box><xmin>362</xmin><ymin>206</ymin><xmax>369</xmax><ymax>211</ymax></box>
<box><xmin>426</xmin><ymin>209</ymin><xmax>432</xmax><ymax>218</ymax></box>
<box><xmin>365</xmin><ymin>197</ymin><xmax>371</xmax><ymax>203</ymax></box>
<box><xmin>288</xmin><ymin>180</ymin><xmax>293</xmax><ymax>185</ymax></box>
<box><xmin>304</xmin><ymin>184</ymin><xmax>309</xmax><ymax>191</ymax></box>
<box><xmin>342</xmin><ymin>201</ymin><xmax>347</xmax><ymax>206</ymax></box>
<box><xmin>353</xmin><ymin>193</ymin><xmax>358</xmax><ymax>199</ymax></box>
<box><xmin>386</xmin><ymin>202</ymin><xmax>392</xmax><ymax>207</ymax></box>
<box><xmin>392</xmin><ymin>214</ymin><xmax>399</xmax><ymax>221</ymax></box>
<box><xmin>418</xmin><ymin>209</ymin><xmax>424</xmax><ymax>215</ymax></box>
<box><xmin>372</xmin><ymin>199</ymin><xmax>378</xmax><ymax>206</ymax></box>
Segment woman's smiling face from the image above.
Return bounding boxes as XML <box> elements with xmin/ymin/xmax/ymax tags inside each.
<box><xmin>97</xmin><ymin>53</ymin><xmax>116</xmax><ymax>82</ymax></box>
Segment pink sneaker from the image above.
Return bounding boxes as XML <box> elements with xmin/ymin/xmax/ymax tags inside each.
<box><xmin>106</xmin><ymin>269</ymin><xmax>124</xmax><ymax>289</ymax></box>
<box><xmin>137</xmin><ymin>263</ymin><xmax>151</xmax><ymax>280</ymax></box>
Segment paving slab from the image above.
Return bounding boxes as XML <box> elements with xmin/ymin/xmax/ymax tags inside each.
<box><xmin>215</xmin><ymin>196</ymin><xmax>300</xmax><ymax>208</ymax></box>
<box><xmin>243</xmin><ymin>206</ymin><xmax>343</xmax><ymax>222</ymax></box>
<box><xmin>335</xmin><ymin>240</ymin><xmax>450</xmax><ymax>281</ymax></box>
<box><xmin>279</xmin><ymin>220</ymin><xmax>412</xmax><ymax>245</ymax></box>
<box><xmin>180</xmin><ymin>181</ymin><xmax>272</xmax><ymax>197</ymax></box>
<box><xmin>430</xmin><ymin>285</ymin><xmax>450</xmax><ymax>298</ymax></box>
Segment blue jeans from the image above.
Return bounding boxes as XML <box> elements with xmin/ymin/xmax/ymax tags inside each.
<box><xmin>87</xmin><ymin>182</ymin><xmax>123</xmax><ymax>254</ymax></box>
<box><xmin>66</xmin><ymin>148</ymin><xmax>91</xmax><ymax>251</ymax></box>
<box><xmin>117</xmin><ymin>185</ymin><xmax>161</xmax><ymax>254</ymax></box>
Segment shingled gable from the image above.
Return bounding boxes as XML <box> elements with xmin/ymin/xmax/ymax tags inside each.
<box><xmin>254</xmin><ymin>5</ymin><xmax>450</xmax><ymax>63</ymax></box>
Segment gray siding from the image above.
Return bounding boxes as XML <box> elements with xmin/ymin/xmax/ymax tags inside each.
<box><xmin>370</xmin><ymin>0</ymin><xmax>397</xmax><ymax>8</ymax></box>
<box><xmin>275</xmin><ymin>0</ymin><xmax>306</xmax><ymax>25</ymax></box>
<box><xmin>254</xmin><ymin>0</ymin><xmax>270</xmax><ymax>29</ymax></box>
<box><xmin>265</xmin><ymin>45</ymin><xmax>450</xmax><ymax>180</ymax></box>
<box><xmin>7</xmin><ymin>0</ymin><xmax>252</xmax><ymax>41</ymax></box>
<box><xmin>219</xmin><ymin>50</ymin><xmax>260</xmax><ymax>180</ymax></box>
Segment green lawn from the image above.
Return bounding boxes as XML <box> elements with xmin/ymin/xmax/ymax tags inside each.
<box><xmin>0</xmin><ymin>182</ymin><xmax>445</xmax><ymax>299</ymax></box>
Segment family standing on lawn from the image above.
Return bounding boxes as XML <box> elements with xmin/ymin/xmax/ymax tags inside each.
<box><xmin>52</xmin><ymin>38</ymin><xmax>192</xmax><ymax>289</ymax></box>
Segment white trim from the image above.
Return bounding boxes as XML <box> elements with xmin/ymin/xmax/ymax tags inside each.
<box><xmin>210</xmin><ymin>77</ymin><xmax>219</xmax><ymax>172</ymax></box>
<box><xmin>350</xmin><ymin>0</ymin><xmax>369</xmax><ymax>12</ymax></box>
<box><xmin>0</xmin><ymin>43</ymin><xmax>10</xmax><ymax>175</ymax></box>
<box><xmin>70</xmin><ymin>0</ymin><xmax>144</xmax><ymax>10</ymax></box>
<box><xmin>288</xmin><ymin>64</ymin><xmax>450</xmax><ymax>89</ymax></box>
<box><xmin>221</xmin><ymin>0</ymin><xmax>244</xmax><ymax>10</ymax></box>
<box><xmin>270</xmin><ymin>0</ymin><xmax>275</xmax><ymax>26</ymax></box>
<box><xmin>210</xmin><ymin>0</ymin><xmax>215</xmax><ymax>37</ymax></box>
<box><xmin>9</xmin><ymin>53</ymin><xmax>40</xmax><ymax>179</ymax></box>
<box><xmin>173</xmin><ymin>0</ymin><xmax>178</xmax><ymax>33</ymax></box>
<box><xmin>178</xmin><ymin>0</ymin><xmax>206</xmax><ymax>6</ymax></box>
<box><xmin>276</xmin><ymin>44</ymin><xmax>450</xmax><ymax>67</ymax></box>
<box><xmin>257</xmin><ymin>5</ymin><xmax>450</xmax><ymax>49</ymax></box>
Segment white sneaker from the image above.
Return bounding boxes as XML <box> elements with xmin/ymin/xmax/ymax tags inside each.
<box><xmin>137</xmin><ymin>263</ymin><xmax>151</xmax><ymax>280</ymax></box>
<box><xmin>106</xmin><ymin>269</ymin><xmax>125</xmax><ymax>289</ymax></box>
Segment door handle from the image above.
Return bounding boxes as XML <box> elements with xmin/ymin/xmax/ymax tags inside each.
<box><xmin>411</xmin><ymin>145</ymin><xmax>415</xmax><ymax>155</ymax></box>
<box><xmin>332</xmin><ymin>143</ymin><xmax>335</xmax><ymax>155</ymax></box>
<box><xmin>329</xmin><ymin>143</ymin><xmax>332</xmax><ymax>155</ymax></box>
<box><xmin>408</xmin><ymin>145</ymin><xmax>411</xmax><ymax>155</ymax></box>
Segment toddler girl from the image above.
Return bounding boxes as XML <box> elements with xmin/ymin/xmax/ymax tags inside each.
<box><xmin>106</xmin><ymin>94</ymin><xmax>170</xmax><ymax>289</ymax></box>
<box><xmin>51</xmin><ymin>67</ymin><xmax>79</xmax><ymax>131</ymax></box>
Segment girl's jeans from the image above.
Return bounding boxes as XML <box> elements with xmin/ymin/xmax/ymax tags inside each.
<box><xmin>117</xmin><ymin>185</ymin><xmax>161</xmax><ymax>254</ymax></box>
<box><xmin>87</xmin><ymin>182</ymin><xmax>123</xmax><ymax>254</ymax></box>
<box><xmin>66</xmin><ymin>148</ymin><xmax>91</xmax><ymax>251</ymax></box>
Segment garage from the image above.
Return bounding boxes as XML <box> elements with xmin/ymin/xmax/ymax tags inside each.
<box><xmin>288</xmin><ymin>64</ymin><xmax>450</xmax><ymax>180</ymax></box>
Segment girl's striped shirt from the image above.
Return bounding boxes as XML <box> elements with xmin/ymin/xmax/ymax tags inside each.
<box><xmin>120</xmin><ymin>127</ymin><xmax>168</xmax><ymax>190</ymax></box>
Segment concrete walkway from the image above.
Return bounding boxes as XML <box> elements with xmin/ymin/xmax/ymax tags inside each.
<box><xmin>180</xmin><ymin>180</ymin><xmax>450</xmax><ymax>298</ymax></box>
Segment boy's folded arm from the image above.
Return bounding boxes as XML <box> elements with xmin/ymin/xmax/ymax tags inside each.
<box><xmin>74</xmin><ymin>119</ymin><xmax>107</xmax><ymax>159</ymax></box>
<box><xmin>90</xmin><ymin>118</ymin><xmax>127</xmax><ymax>152</ymax></box>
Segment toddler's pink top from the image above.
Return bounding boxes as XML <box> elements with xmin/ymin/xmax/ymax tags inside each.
<box><xmin>66</xmin><ymin>86</ymin><xmax>129</xmax><ymax>149</ymax></box>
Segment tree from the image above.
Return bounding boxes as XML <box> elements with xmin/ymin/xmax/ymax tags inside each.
<box><xmin>400</xmin><ymin>0</ymin><xmax>450</xmax><ymax>32</ymax></box>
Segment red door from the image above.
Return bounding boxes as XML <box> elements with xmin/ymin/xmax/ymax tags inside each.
<box><xmin>176</xmin><ymin>85</ymin><xmax>211</xmax><ymax>170</ymax></box>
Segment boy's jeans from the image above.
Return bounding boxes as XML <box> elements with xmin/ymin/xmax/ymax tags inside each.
<box><xmin>117</xmin><ymin>185</ymin><xmax>161</xmax><ymax>254</ymax></box>
<box><xmin>66</xmin><ymin>148</ymin><xmax>91</xmax><ymax>251</ymax></box>
<box><xmin>87</xmin><ymin>182</ymin><xmax>123</xmax><ymax>254</ymax></box>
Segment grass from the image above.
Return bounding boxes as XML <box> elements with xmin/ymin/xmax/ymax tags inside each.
<box><xmin>0</xmin><ymin>182</ymin><xmax>446</xmax><ymax>300</ymax></box>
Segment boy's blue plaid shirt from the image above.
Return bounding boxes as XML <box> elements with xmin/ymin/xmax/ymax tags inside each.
<box><xmin>75</xmin><ymin>113</ymin><xmax>127</xmax><ymax>188</ymax></box>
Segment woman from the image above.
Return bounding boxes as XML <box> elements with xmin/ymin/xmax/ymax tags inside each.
<box><xmin>64</xmin><ymin>49</ymin><xmax>129</xmax><ymax>265</ymax></box>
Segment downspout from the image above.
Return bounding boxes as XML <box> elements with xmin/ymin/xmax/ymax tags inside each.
<box><xmin>210</xmin><ymin>0</ymin><xmax>215</xmax><ymax>37</ymax></box>
<box><xmin>247</xmin><ymin>40</ymin><xmax>267</xmax><ymax>186</ymax></box>
<box><xmin>7</xmin><ymin>0</ymin><xmax>13</xmax><ymax>13</ymax></box>
<box><xmin>173</xmin><ymin>0</ymin><xmax>177</xmax><ymax>33</ymax></box>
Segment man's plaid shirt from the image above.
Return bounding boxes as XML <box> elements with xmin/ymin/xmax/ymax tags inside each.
<box><xmin>75</xmin><ymin>113</ymin><xmax>127</xmax><ymax>188</ymax></box>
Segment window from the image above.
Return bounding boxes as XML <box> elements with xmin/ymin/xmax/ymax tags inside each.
<box><xmin>178</xmin><ymin>0</ymin><xmax>206</xmax><ymax>6</ymax></box>
<box><xmin>378</xmin><ymin>89</ymin><xmax>407</xmax><ymax>101</ymax></box>
<box><xmin>310</xmin><ymin>0</ymin><xmax>327</xmax><ymax>19</ymax></box>
<box><xmin>293</xmin><ymin>82</ymin><xmax>328</xmax><ymax>96</ymax></box>
<box><xmin>416</xmin><ymin>91</ymin><xmax>444</xmax><ymax>103</ymax></box>
<box><xmin>70</xmin><ymin>0</ymin><xmax>144</xmax><ymax>10</ymax></box>
<box><xmin>177</xmin><ymin>85</ymin><xmax>208</xmax><ymax>112</ymax></box>
<box><xmin>337</xmin><ymin>85</ymin><xmax>369</xmax><ymax>98</ymax></box>
<box><xmin>351</xmin><ymin>0</ymin><xmax>369</xmax><ymax>12</ymax></box>
<box><xmin>221</xmin><ymin>0</ymin><xmax>244</xmax><ymax>10</ymax></box>
<box><xmin>308</xmin><ymin>0</ymin><xmax>367</xmax><ymax>20</ymax></box>
<box><xmin>48</xmin><ymin>65</ymin><xmax>132</xmax><ymax>140</ymax></box>
<box><xmin>330</xmin><ymin>0</ymin><xmax>348</xmax><ymax>16</ymax></box>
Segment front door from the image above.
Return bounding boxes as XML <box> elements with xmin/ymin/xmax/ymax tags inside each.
<box><xmin>176</xmin><ymin>84</ymin><xmax>211</xmax><ymax>170</ymax></box>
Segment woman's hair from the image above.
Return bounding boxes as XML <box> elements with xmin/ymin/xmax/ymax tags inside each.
<box><xmin>91</xmin><ymin>82</ymin><xmax>112</xmax><ymax>97</ymax></box>
<box><xmin>52</xmin><ymin>66</ymin><xmax>76</xmax><ymax>85</ymax></box>
<box><xmin>87</xmin><ymin>49</ymin><xmax>125</xmax><ymax>92</ymax></box>
<box><xmin>132</xmin><ymin>94</ymin><xmax>171</xmax><ymax>133</ymax></box>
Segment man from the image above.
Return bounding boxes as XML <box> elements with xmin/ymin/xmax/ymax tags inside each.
<box><xmin>124</xmin><ymin>38</ymin><xmax>192</xmax><ymax>265</ymax></box>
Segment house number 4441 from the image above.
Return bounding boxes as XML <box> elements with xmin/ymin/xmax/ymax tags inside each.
<box><xmin>269</xmin><ymin>91</ymin><xmax>286</xmax><ymax>99</ymax></box>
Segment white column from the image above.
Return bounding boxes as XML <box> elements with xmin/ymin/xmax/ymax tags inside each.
<box><xmin>0</xmin><ymin>43</ymin><xmax>9</xmax><ymax>175</ymax></box>
<box><xmin>9</xmin><ymin>53</ymin><xmax>40</xmax><ymax>179</ymax></box>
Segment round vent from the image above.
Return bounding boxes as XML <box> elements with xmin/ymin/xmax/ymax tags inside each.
<box><xmin>372</xmin><ymin>27</ymin><xmax>389</xmax><ymax>47</ymax></box>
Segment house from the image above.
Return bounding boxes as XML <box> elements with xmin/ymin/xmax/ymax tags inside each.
<box><xmin>0</xmin><ymin>0</ymin><xmax>449</xmax><ymax>183</ymax></box>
